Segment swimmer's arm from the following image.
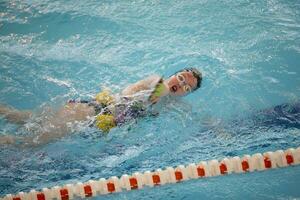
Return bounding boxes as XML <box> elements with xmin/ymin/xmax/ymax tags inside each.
<box><xmin>121</xmin><ymin>75</ymin><xmax>161</xmax><ymax>96</ymax></box>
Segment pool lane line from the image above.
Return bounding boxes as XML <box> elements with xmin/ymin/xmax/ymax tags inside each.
<box><xmin>1</xmin><ymin>147</ymin><xmax>300</xmax><ymax>200</ymax></box>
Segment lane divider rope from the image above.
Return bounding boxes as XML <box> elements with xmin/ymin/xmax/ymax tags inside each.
<box><xmin>2</xmin><ymin>147</ymin><xmax>300</xmax><ymax>200</ymax></box>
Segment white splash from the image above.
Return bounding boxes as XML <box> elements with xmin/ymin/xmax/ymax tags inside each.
<box><xmin>101</xmin><ymin>145</ymin><xmax>145</xmax><ymax>168</ymax></box>
<box><xmin>43</xmin><ymin>76</ymin><xmax>72</xmax><ymax>88</ymax></box>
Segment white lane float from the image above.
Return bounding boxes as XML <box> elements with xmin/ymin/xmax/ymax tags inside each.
<box><xmin>2</xmin><ymin>147</ymin><xmax>300</xmax><ymax>200</ymax></box>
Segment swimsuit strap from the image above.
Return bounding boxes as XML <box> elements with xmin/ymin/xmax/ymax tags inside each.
<box><xmin>68</xmin><ymin>99</ymin><xmax>90</xmax><ymax>104</ymax></box>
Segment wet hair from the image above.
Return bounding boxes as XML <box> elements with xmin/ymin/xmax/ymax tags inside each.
<box><xmin>175</xmin><ymin>67</ymin><xmax>202</xmax><ymax>91</ymax></box>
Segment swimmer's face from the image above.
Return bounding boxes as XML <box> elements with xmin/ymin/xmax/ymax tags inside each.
<box><xmin>167</xmin><ymin>71</ymin><xmax>198</xmax><ymax>96</ymax></box>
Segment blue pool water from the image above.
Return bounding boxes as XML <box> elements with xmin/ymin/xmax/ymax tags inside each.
<box><xmin>1</xmin><ymin>0</ymin><xmax>300</xmax><ymax>199</ymax></box>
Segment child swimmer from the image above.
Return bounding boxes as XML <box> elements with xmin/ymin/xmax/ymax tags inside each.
<box><xmin>0</xmin><ymin>68</ymin><xmax>202</xmax><ymax>146</ymax></box>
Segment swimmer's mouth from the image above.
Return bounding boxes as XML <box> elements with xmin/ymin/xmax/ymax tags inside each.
<box><xmin>171</xmin><ymin>85</ymin><xmax>177</xmax><ymax>93</ymax></box>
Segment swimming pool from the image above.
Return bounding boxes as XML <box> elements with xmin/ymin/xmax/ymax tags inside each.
<box><xmin>0</xmin><ymin>0</ymin><xmax>300</xmax><ymax>199</ymax></box>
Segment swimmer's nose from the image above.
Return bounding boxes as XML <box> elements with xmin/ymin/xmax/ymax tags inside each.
<box><xmin>178</xmin><ymin>81</ymin><xmax>185</xmax><ymax>87</ymax></box>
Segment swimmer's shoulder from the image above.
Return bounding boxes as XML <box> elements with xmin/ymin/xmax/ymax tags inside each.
<box><xmin>122</xmin><ymin>74</ymin><xmax>162</xmax><ymax>96</ymax></box>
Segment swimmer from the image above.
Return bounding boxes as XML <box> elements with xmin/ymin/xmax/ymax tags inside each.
<box><xmin>0</xmin><ymin>68</ymin><xmax>202</xmax><ymax>147</ymax></box>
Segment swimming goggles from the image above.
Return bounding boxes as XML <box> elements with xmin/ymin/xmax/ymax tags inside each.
<box><xmin>176</xmin><ymin>73</ymin><xmax>192</xmax><ymax>93</ymax></box>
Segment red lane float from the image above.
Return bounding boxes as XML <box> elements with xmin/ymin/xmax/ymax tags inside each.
<box><xmin>2</xmin><ymin>147</ymin><xmax>300</xmax><ymax>200</ymax></box>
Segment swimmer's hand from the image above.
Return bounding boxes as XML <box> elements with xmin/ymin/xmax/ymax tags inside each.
<box><xmin>149</xmin><ymin>78</ymin><xmax>164</xmax><ymax>104</ymax></box>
